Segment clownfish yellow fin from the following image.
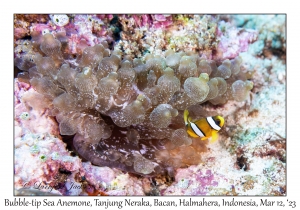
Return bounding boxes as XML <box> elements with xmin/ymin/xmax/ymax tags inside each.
<box><xmin>200</xmin><ymin>136</ymin><xmax>208</xmax><ymax>141</ymax></box>
<box><xmin>184</xmin><ymin>109</ymin><xmax>189</xmax><ymax>126</ymax></box>
<box><xmin>210</xmin><ymin>132</ymin><xmax>219</xmax><ymax>143</ymax></box>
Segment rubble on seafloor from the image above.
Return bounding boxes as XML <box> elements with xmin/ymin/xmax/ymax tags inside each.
<box><xmin>14</xmin><ymin>14</ymin><xmax>286</xmax><ymax>195</ymax></box>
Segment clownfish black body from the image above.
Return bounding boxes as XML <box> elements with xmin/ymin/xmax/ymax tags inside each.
<box><xmin>184</xmin><ymin>109</ymin><xmax>225</xmax><ymax>143</ymax></box>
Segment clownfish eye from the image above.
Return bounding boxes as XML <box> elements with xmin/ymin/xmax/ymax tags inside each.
<box><xmin>215</xmin><ymin>119</ymin><xmax>221</xmax><ymax>125</ymax></box>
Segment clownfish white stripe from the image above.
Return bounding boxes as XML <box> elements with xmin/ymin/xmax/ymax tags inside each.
<box><xmin>190</xmin><ymin>122</ymin><xmax>205</xmax><ymax>137</ymax></box>
<box><xmin>206</xmin><ymin>117</ymin><xmax>221</xmax><ymax>131</ymax></box>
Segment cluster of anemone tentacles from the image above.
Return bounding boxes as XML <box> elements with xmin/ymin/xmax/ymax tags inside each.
<box><xmin>15</xmin><ymin>31</ymin><xmax>253</xmax><ymax>176</ymax></box>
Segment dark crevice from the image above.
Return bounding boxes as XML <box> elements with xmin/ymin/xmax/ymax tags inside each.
<box><xmin>236</xmin><ymin>155</ymin><xmax>249</xmax><ymax>171</ymax></box>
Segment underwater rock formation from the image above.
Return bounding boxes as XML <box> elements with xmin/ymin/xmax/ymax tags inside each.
<box><xmin>115</xmin><ymin>15</ymin><xmax>257</xmax><ymax>60</ymax></box>
<box><xmin>14</xmin><ymin>28</ymin><xmax>254</xmax><ymax>176</ymax></box>
<box><xmin>14</xmin><ymin>79</ymin><xmax>82</xmax><ymax>195</ymax></box>
<box><xmin>14</xmin><ymin>14</ymin><xmax>114</xmax><ymax>56</ymax></box>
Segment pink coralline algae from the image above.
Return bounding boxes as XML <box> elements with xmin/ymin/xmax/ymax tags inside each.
<box><xmin>81</xmin><ymin>162</ymin><xmax>116</xmax><ymax>191</ymax></box>
<box><xmin>15</xmin><ymin>80</ymin><xmax>59</xmax><ymax>136</ymax></box>
<box><xmin>214</xmin><ymin>21</ymin><xmax>258</xmax><ymax>60</ymax></box>
<box><xmin>162</xmin><ymin>166</ymin><xmax>218</xmax><ymax>195</ymax></box>
<box><xmin>14</xmin><ymin>14</ymin><xmax>50</xmax><ymax>40</ymax></box>
<box><xmin>14</xmin><ymin>14</ymin><xmax>114</xmax><ymax>56</ymax></box>
<box><xmin>121</xmin><ymin>14</ymin><xmax>173</xmax><ymax>29</ymax></box>
<box><xmin>140</xmin><ymin>14</ymin><xmax>173</xmax><ymax>29</ymax></box>
<box><xmin>14</xmin><ymin>79</ymin><xmax>81</xmax><ymax>194</ymax></box>
<box><xmin>68</xmin><ymin>15</ymin><xmax>114</xmax><ymax>45</ymax></box>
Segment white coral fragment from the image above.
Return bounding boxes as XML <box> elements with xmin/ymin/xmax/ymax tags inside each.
<box><xmin>51</xmin><ymin>14</ymin><xmax>69</xmax><ymax>27</ymax></box>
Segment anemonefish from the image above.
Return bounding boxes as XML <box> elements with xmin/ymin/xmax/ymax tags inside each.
<box><xmin>184</xmin><ymin>109</ymin><xmax>225</xmax><ymax>143</ymax></box>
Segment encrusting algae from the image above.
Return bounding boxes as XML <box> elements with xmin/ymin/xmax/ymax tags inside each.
<box><xmin>14</xmin><ymin>28</ymin><xmax>253</xmax><ymax>176</ymax></box>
